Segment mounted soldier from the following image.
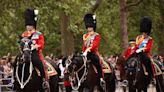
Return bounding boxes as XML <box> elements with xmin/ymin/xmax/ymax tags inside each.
<box><xmin>123</xmin><ymin>39</ymin><xmax>137</xmax><ymax>60</ymax></box>
<box><xmin>21</xmin><ymin>8</ymin><xmax>48</xmax><ymax>88</ymax></box>
<box><xmin>135</xmin><ymin>16</ymin><xmax>154</xmax><ymax>81</ymax></box>
<box><xmin>82</xmin><ymin>13</ymin><xmax>105</xmax><ymax>84</ymax></box>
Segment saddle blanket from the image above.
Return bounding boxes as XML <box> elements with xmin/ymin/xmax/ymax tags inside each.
<box><xmin>35</xmin><ymin>61</ymin><xmax>57</xmax><ymax>77</ymax></box>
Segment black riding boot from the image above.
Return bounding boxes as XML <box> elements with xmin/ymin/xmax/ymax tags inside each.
<box><xmin>140</xmin><ymin>53</ymin><xmax>153</xmax><ymax>81</ymax></box>
<box><xmin>31</xmin><ymin>51</ymin><xmax>48</xmax><ymax>89</ymax></box>
<box><xmin>87</xmin><ymin>52</ymin><xmax>105</xmax><ymax>85</ymax></box>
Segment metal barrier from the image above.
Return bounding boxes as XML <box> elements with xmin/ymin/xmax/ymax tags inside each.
<box><xmin>0</xmin><ymin>71</ymin><xmax>14</xmax><ymax>92</ymax></box>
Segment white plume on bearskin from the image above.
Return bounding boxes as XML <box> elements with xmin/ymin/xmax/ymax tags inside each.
<box><xmin>24</xmin><ymin>8</ymin><xmax>38</xmax><ymax>28</ymax></box>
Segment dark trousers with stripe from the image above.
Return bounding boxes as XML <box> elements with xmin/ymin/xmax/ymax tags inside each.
<box><xmin>140</xmin><ymin>53</ymin><xmax>153</xmax><ymax>81</ymax></box>
<box><xmin>31</xmin><ymin>51</ymin><xmax>46</xmax><ymax>80</ymax></box>
<box><xmin>87</xmin><ymin>52</ymin><xmax>103</xmax><ymax>78</ymax></box>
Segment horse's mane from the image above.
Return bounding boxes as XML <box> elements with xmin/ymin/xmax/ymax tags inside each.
<box><xmin>116</xmin><ymin>54</ymin><xmax>126</xmax><ymax>65</ymax></box>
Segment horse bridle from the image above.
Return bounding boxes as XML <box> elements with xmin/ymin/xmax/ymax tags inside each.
<box><xmin>126</xmin><ymin>54</ymin><xmax>141</xmax><ymax>86</ymax></box>
<box><xmin>15</xmin><ymin>40</ymin><xmax>34</xmax><ymax>89</ymax></box>
<box><xmin>66</xmin><ymin>55</ymin><xmax>88</xmax><ymax>90</ymax></box>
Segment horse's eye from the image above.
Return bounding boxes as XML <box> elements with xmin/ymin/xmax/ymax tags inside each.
<box><xmin>19</xmin><ymin>42</ymin><xmax>25</xmax><ymax>46</ymax></box>
<box><xmin>29</xmin><ymin>40</ymin><xmax>32</xmax><ymax>45</ymax></box>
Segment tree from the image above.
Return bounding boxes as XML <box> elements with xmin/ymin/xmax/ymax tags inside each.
<box><xmin>59</xmin><ymin>11</ymin><xmax>74</xmax><ymax>56</ymax></box>
<box><xmin>119</xmin><ymin>0</ymin><xmax>128</xmax><ymax>52</ymax></box>
<box><xmin>0</xmin><ymin>0</ymin><xmax>162</xmax><ymax>57</ymax></box>
<box><xmin>157</xmin><ymin>0</ymin><xmax>164</xmax><ymax>56</ymax></box>
<box><xmin>119</xmin><ymin>0</ymin><xmax>144</xmax><ymax>53</ymax></box>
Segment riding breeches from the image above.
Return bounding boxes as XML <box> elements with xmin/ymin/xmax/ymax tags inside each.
<box><xmin>87</xmin><ymin>52</ymin><xmax>103</xmax><ymax>78</ymax></box>
<box><xmin>31</xmin><ymin>52</ymin><xmax>46</xmax><ymax>80</ymax></box>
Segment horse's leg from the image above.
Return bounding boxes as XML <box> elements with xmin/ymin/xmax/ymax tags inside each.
<box><xmin>49</xmin><ymin>75</ymin><xmax>59</xmax><ymax>92</ymax></box>
<box><xmin>156</xmin><ymin>75</ymin><xmax>164</xmax><ymax>92</ymax></box>
<box><xmin>78</xmin><ymin>86</ymin><xmax>84</xmax><ymax>92</ymax></box>
<box><xmin>89</xmin><ymin>87</ymin><xmax>95</xmax><ymax>92</ymax></box>
<box><xmin>98</xmin><ymin>85</ymin><xmax>104</xmax><ymax>92</ymax></box>
<box><xmin>105</xmin><ymin>73</ymin><xmax>116</xmax><ymax>92</ymax></box>
<box><xmin>122</xmin><ymin>86</ymin><xmax>126</xmax><ymax>92</ymax></box>
<box><xmin>65</xmin><ymin>86</ymin><xmax>72</xmax><ymax>92</ymax></box>
<box><xmin>129</xmin><ymin>85</ymin><xmax>136</xmax><ymax>92</ymax></box>
<box><xmin>129</xmin><ymin>87</ymin><xmax>136</xmax><ymax>92</ymax></box>
<box><xmin>142</xmin><ymin>88</ymin><xmax>147</xmax><ymax>92</ymax></box>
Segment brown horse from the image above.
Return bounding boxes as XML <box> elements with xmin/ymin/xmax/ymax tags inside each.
<box><xmin>65</xmin><ymin>55</ymin><xmax>116</xmax><ymax>92</ymax></box>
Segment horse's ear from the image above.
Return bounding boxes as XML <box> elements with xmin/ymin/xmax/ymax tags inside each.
<box><xmin>68</xmin><ymin>55</ymin><xmax>73</xmax><ymax>60</ymax></box>
<box><xmin>18</xmin><ymin>34</ymin><xmax>23</xmax><ymax>40</ymax></box>
<box><xmin>28</xmin><ymin>34</ymin><xmax>33</xmax><ymax>39</ymax></box>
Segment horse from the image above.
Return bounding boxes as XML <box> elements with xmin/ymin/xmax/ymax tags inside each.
<box><xmin>152</xmin><ymin>56</ymin><xmax>164</xmax><ymax>92</ymax></box>
<box><xmin>13</xmin><ymin>35</ymin><xmax>59</xmax><ymax>92</ymax></box>
<box><xmin>116</xmin><ymin>52</ymin><xmax>164</xmax><ymax>92</ymax></box>
<box><xmin>115</xmin><ymin>54</ymin><xmax>127</xmax><ymax>91</ymax></box>
<box><xmin>64</xmin><ymin>54</ymin><xmax>116</xmax><ymax>92</ymax></box>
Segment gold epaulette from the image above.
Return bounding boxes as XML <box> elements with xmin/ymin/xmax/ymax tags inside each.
<box><xmin>136</xmin><ymin>35</ymin><xmax>143</xmax><ymax>45</ymax></box>
<box><xmin>83</xmin><ymin>34</ymin><xmax>91</xmax><ymax>41</ymax></box>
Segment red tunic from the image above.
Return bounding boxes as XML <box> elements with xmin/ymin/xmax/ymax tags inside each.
<box><xmin>136</xmin><ymin>35</ymin><xmax>153</xmax><ymax>58</ymax></box>
<box><xmin>82</xmin><ymin>32</ymin><xmax>104</xmax><ymax>77</ymax></box>
<box><xmin>82</xmin><ymin>32</ymin><xmax>100</xmax><ymax>54</ymax></box>
<box><xmin>123</xmin><ymin>46</ymin><xmax>137</xmax><ymax>60</ymax></box>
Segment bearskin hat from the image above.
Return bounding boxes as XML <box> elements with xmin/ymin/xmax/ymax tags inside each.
<box><xmin>84</xmin><ymin>13</ymin><xmax>96</xmax><ymax>31</ymax></box>
<box><xmin>140</xmin><ymin>16</ymin><xmax>152</xmax><ymax>34</ymax></box>
<box><xmin>24</xmin><ymin>8</ymin><xmax>38</xmax><ymax>28</ymax></box>
<box><xmin>129</xmin><ymin>39</ymin><xmax>135</xmax><ymax>44</ymax></box>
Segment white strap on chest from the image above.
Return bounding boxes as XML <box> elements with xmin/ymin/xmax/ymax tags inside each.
<box><xmin>85</xmin><ymin>33</ymin><xmax>97</xmax><ymax>47</ymax></box>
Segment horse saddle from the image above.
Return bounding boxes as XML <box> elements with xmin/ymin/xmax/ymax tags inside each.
<box><xmin>90</xmin><ymin>57</ymin><xmax>112</xmax><ymax>74</ymax></box>
<box><xmin>101</xmin><ymin>59</ymin><xmax>112</xmax><ymax>73</ymax></box>
<box><xmin>35</xmin><ymin>61</ymin><xmax>57</xmax><ymax>77</ymax></box>
<box><xmin>151</xmin><ymin>59</ymin><xmax>163</xmax><ymax>76</ymax></box>
<box><xmin>142</xmin><ymin>59</ymin><xmax>163</xmax><ymax>76</ymax></box>
<box><xmin>142</xmin><ymin>60</ymin><xmax>163</xmax><ymax>76</ymax></box>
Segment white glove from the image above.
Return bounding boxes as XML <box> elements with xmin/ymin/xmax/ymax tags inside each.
<box><xmin>83</xmin><ymin>51</ymin><xmax>88</xmax><ymax>56</ymax></box>
<box><xmin>136</xmin><ymin>48</ymin><xmax>143</xmax><ymax>53</ymax></box>
<box><xmin>82</xmin><ymin>47</ymin><xmax>91</xmax><ymax>56</ymax></box>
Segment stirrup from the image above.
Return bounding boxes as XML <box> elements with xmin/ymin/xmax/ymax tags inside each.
<box><xmin>151</xmin><ymin>78</ymin><xmax>156</xmax><ymax>85</ymax></box>
<box><xmin>122</xmin><ymin>80</ymin><xmax>128</xmax><ymax>87</ymax></box>
<box><xmin>42</xmin><ymin>80</ymin><xmax>49</xmax><ymax>90</ymax></box>
<box><xmin>100</xmin><ymin>78</ymin><xmax>106</xmax><ymax>87</ymax></box>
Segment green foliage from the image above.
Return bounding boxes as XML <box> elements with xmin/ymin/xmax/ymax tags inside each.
<box><xmin>0</xmin><ymin>0</ymin><xmax>162</xmax><ymax>56</ymax></box>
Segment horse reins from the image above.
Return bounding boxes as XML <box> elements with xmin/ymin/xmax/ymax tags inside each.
<box><xmin>67</xmin><ymin>56</ymin><xmax>88</xmax><ymax>90</ymax></box>
<box><xmin>15</xmin><ymin>46</ymin><xmax>33</xmax><ymax>89</ymax></box>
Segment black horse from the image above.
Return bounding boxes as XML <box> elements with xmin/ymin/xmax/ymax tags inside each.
<box><xmin>13</xmin><ymin>36</ymin><xmax>59</xmax><ymax>92</ymax></box>
<box><xmin>124</xmin><ymin>52</ymin><xmax>164</xmax><ymax>92</ymax></box>
<box><xmin>124</xmin><ymin>52</ymin><xmax>150</xmax><ymax>92</ymax></box>
<box><xmin>65</xmin><ymin>55</ymin><xmax>116</xmax><ymax>92</ymax></box>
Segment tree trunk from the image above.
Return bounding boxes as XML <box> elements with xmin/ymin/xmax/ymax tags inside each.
<box><xmin>59</xmin><ymin>11</ymin><xmax>74</xmax><ymax>56</ymax></box>
<box><xmin>157</xmin><ymin>0</ymin><xmax>164</xmax><ymax>57</ymax></box>
<box><xmin>119</xmin><ymin>0</ymin><xmax>128</xmax><ymax>52</ymax></box>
